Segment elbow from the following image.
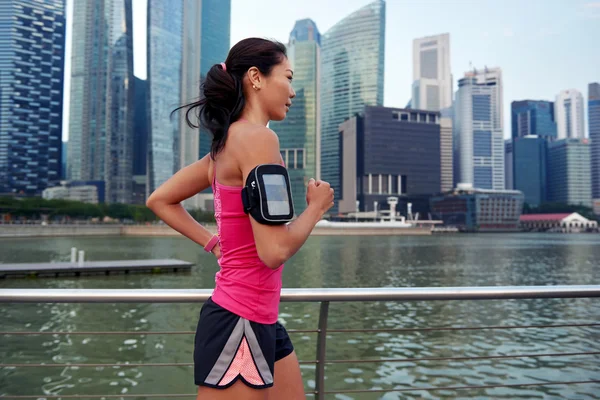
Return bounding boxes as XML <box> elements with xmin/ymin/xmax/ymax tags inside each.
<box><xmin>145</xmin><ymin>195</ymin><xmax>156</xmax><ymax>210</ymax></box>
<box><xmin>145</xmin><ymin>193</ymin><xmax>162</xmax><ymax>211</ymax></box>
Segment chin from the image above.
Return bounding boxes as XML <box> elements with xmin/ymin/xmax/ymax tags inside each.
<box><xmin>271</xmin><ymin>112</ymin><xmax>287</xmax><ymax>122</ymax></box>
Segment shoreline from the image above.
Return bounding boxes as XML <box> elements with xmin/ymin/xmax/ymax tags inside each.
<box><xmin>2</xmin><ymin>224</ymin><xmax>597</xmax><ymax>239</ymax></box>
<box><xmin>0</xmin><ymin>224</ymin><xmax>433</xmax><ymax>238</ymax></box>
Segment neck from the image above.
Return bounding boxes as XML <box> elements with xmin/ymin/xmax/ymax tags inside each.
<box><xmin>239</xmin><ymin>102</ymin><xmax>269</xmax><ymax>126</ymax></box>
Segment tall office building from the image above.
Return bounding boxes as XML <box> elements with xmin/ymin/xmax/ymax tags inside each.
<box><xmin>0</xmin><ymin>0</ymin><xmax>65</xmax><ymax>195</ymax></box>
<box><xmin>181</xmin><ymin>0</ymin><xmax>231</xmax><ymax>170</ymax></box>
<box><xmin>148</xmin><ymin>0</ymin><xmax>230</xmax><ymax>206</ymax></box>
<box><xmin>188</xmin><ymin>0</ymin><xmax>231</xmax><ymax>210</ymax></box>
<box><xmin>439</xmin><ymin>118</ymin><xmax>453</xmax><ymax>192</ymax></box>
<box><xmin>412</xmin><ymin>33</ymin><xmax>452</xmax><ymax>113</ymax></box>
<box><xmin>511</xmin><ymin>100</ymin><xmax>556</xmax><ymax>140</ymax></box>
<box><xmin>68</xmin><ymin>0</ymin><xmax>134</xmax><ymax>204</ymax></box>
<box><xmin>510</xmin><ymin>100</ymin><xmax>556</xmax><ymax>207</ymax></box>
<box><xmin>555</xmin><ymin>89</ymin><xmax>585</xmax><ymax>140</ymax></box>
<box><xmin>412</xmin><ymin>33</ymin><xmax>453</xmax><ymax>192</ymax></box>
<box><xmin>504</xmin><ymin>140</ymin><xmax>513</xmax><ymax>190</ymax></box>
<box><xmin>547</xmin><ymin>138</ymin><xmax>592</xmax><ymax>207</ymax></box>
<box><xmin>338</xmin><ymin>106</ymin><xmax>441</xmax><ymax>214</ymax></box>
<box><xmin>197</xmin><ymin>0</ymin><xmax>231</xmax><ymax>160</ymax></box>
<box><xmin>270</xmin><ymin>19</ymin><xmax>321</xmax><ymax>214</ymax></box>
<box><xmin>147</xmin><ymin>0</ymin><xmax>182</xmax><ymax>197</ymax></box>
<box><xmin>453</xmin><ymin>67</ymin><xmax>504</xmax><ymax>190</ymax></box>
<box><xmin>513</xmin><ymin>136</ymin><xmax>547</xmax><ymax>207</ymax></box>
<box><xmin>589</xmin><ymin>83</ymin><xmax>600</xmax><ymax>202</ymax></box>
<box><xmin>132</xmin><ymin>77</ymin><xmax>148</xmax><ymax>205</ymax></box>
<box><xmin>320</xmin><ymin>0</ymin><xmax>385</xmax><ymax>212</ymax></box>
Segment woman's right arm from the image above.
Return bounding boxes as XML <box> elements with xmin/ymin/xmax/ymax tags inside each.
<box><xmin>238</xmin><ymin>127</ymin><xmax>334</xmax><ymax>269</ymax></box>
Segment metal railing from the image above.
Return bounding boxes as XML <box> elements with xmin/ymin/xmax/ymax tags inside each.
<box><xmin>1</xmin><ymin>285</ymin><xmax>600</xmax><ymax>399</ymax></box>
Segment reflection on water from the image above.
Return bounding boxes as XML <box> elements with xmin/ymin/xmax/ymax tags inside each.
<box><xmin>1</xmin><ymin>233</ymin><xmax>600</xmax><ymax>398</ymax></box>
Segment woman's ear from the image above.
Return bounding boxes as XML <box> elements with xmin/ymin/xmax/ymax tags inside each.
<box><xmin>247</xmin><ymin>66</ymin><xmax>262</xmax><ymax>90</ymax></box>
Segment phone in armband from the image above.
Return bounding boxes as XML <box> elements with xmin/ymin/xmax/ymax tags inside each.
<box><xmin>241</xmin><ymin>164</ymin><xmax>294</xmax><ymax>225</ymax></box>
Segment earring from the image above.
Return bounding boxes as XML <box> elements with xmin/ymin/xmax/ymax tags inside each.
<box><xmin>253</xmin><ymin>85</ymin><xmax>258</xmax><ymax>90</ymax></box>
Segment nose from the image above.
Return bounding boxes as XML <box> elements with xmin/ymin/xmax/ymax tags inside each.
<box><xmin>290</xmin><ymin>88</ymin><xmax>296</xmax><ymax>99</ymax></box>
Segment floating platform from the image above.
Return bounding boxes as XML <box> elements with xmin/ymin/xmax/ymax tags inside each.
<box><xmin>0</xmin><ymin>259</ymin><xmax>193</xmax><ymax>279</ymax></box>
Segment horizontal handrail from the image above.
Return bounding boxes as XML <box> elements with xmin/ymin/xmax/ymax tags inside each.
<box><xmin>2</xmin><ymin>322</ymin><xmax>600</xmax><ymax>336</ymax></box>
<box><xmin>1</xmin><ymin>285</ymin><xmax>600</xmax><ymax>303</ymax></box>
<box><xmin>2</xmin><ymin>350</ymin><xmax>599</xmax><ymax>368</ymax></box>
<box><xmin>2</xmin><ymin>286</ymin><xmax>599</xmax><ymax>400</ymax></box>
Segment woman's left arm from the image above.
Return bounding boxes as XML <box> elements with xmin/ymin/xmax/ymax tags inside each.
<box><xmin>146</xmin><ymin>154</ymin><xmax>220</xmax><ymax>258</ymax></box>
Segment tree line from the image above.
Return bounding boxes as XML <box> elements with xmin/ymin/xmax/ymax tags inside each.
<box><xmin>0</xmin><ymin>196</ymin><xmax>215</xmax><ymax>224</ymax></box>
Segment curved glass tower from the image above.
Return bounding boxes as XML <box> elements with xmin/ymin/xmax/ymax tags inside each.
<box><xmin>320</xmin><ymin>0</ymin><xmax>385</xmax><ymax>212</ymax></box>
<box><xmin>270</xmin><ymin>19</ymin><xmax>321</xmax><ymax>214</ymax></box>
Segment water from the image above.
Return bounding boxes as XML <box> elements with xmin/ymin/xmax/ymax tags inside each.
<box><xmin>1</xmin><ymin>233</ymin><xmax>599</xmax><ymax>399</ymax></box>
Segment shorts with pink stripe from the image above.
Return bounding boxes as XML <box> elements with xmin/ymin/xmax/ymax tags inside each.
<box><xmin>194</xmin><ymin>297</ymin><xmax>294</xmax><ymax>389</ymax></box>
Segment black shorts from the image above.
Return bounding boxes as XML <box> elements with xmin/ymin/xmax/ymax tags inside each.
<box><xmin>194</xmin><ymin>297</ymin><xmax>294</xmax><ymax>389</ymax></box>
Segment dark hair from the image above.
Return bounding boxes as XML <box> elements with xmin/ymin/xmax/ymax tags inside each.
<box><xmin>173</xmin><ymin>38</ymin><xmax>287</xmax><ymax>159</ymax></box>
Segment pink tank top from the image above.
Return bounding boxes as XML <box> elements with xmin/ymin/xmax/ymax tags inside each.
<box><xmin>210</xmin><ymin>161</ymin><xmax>284</xmax><ymax>324</ymax></box>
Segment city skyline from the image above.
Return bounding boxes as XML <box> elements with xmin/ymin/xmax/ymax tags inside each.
<box><xmin>6</xmin><ymin>0</ymin><xmax>594</xmax><ymax>207</ymax></box>
<box><xmin>59</xmin><ymin>0</ymin><xmax>600</xmax><ymax>143</ymax></box>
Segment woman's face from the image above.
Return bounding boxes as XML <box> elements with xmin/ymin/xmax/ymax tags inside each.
<box><xmin>260</xmin><ymin>57</ymin><xmax>296</xmax><ymax>121</ymax></box>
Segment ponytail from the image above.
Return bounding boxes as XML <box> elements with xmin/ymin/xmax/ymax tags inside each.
<box><xmin>172</xmin><ymin>38</ymin><xmax>287</xmax><ymax>159</ymax></box>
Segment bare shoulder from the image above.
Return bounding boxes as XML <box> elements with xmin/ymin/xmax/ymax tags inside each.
<box><xmin>229</xmin><ymin>123</ymin><xmax>280</xmax><ymax>164</ymax></box>
<box><xmin>229</xmin><ymin>123</ymin><xmax>279</xmax><ymax>150</ymax></box>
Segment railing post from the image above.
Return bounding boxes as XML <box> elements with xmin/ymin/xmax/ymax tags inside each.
<box><xmin>315</xmin><ymin>301</ymin><xmax>329</xmax><ymax>400</ymax></box>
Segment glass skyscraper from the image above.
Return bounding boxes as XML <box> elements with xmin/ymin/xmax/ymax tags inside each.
<box><xmin>148</xmin><ymin>0</ymin><xmax>230</xmax><ymax>206</ymax></box>
<box><xmin>320</xmin><ymin>0</ymin><xmax>385</xmax><ymax>212</ymax></box>
<box><xmin>454</xmin><ymin>67</ymin><xmax>504</xmax><ymax>190</ymax></box>
<box><xmin>0</xmin><ymin>0</ymin><xmax>65</xmax><ymax>195</ymax></box>
<box><xmin>270</xmin><ymin>19</ymin><xmax>321</xmax><ymax>214</ymax></box>
<box><xmin>147</xmin><ymin>0</ymin><xmax>183</xmax><ymax>196</ymax></box>
<box><xmin>511</xmin><ymin>100</ymin><xmax>557</xmax><ymax>140</ymax></box>
<box><xmin>510</xmin><ymin>100</ymin><xmax>556</xmax><ymax>206</ymax></box>
<box><xmin>198</xmin><ymin>0</ymin><xmax>231</xmax><ymax>160</ymax></box>
<box><xmin>589</xmin><ymin>83</ymin><xmax>600</xmax><ymax>201</ymax></box>
<box><xmin>547</xmin><ymin>138</ymin><xmax>592</xmax><ymax>207</ymax></box>
<box><xmin>513</xmin><ymin>136</ymin><xmax>547</xmax><ymax>207</ymax></box>
<box><xmin>68</xmin><ymin>0</ymin><xmax>134</xmax><ymax>204</ymax></box>
<box><xmin>133</xmin><ymin>78</ymin><xmax>148</xmax><ymax>177</ymax></box>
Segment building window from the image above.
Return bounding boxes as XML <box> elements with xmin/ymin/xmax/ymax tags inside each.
<box><xmin>392</xmin><ymin>175</ymin><xmax>398</xmax><ymax>194</ymax></box>
<box><xmin>401</xmin><ymin>113</ymin><xmax>408</xmax><ymax>121</ymax></box>
<box><xmin>400</xmin><ymin>175</ymin><xmax>407</xmax><ymax>194</ymax></box>
<box><xmin>280</xmin><ymin>150</ymin><xmax>287</xmax><ymax>165</ymax></box>
<box><xmin>473</xmin><ymin>94</ymin><xmax>491</xmax><ymax>122</ymax></box>
<box><xmin>410</xmin><ymin>113</ymin><xmax>418</xmax><ymax>122</ymax></box>
<box><xmin>372</xmin><ymin>174</ymin><xmax>380</xmax><ymax>194</ymax></box>
<box><xmin>296</xmin><ymin>149</ymin><xmax>304</xmax><ymax>169</ymax></box>
<box><xmin>420</xmin><ymin>113</ymin><xmax>427</xmax><ymax>122</ymax></box>
<box><xmin>382</xmin><ymin>174</ymin><xmax>389</xmax><ymax>194</ymax></box>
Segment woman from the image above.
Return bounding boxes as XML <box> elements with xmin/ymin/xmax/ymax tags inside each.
<box><xmin>146</xmin><ymin>38</ymin><xmax>334</xmax><ymax>400</ymax></box>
